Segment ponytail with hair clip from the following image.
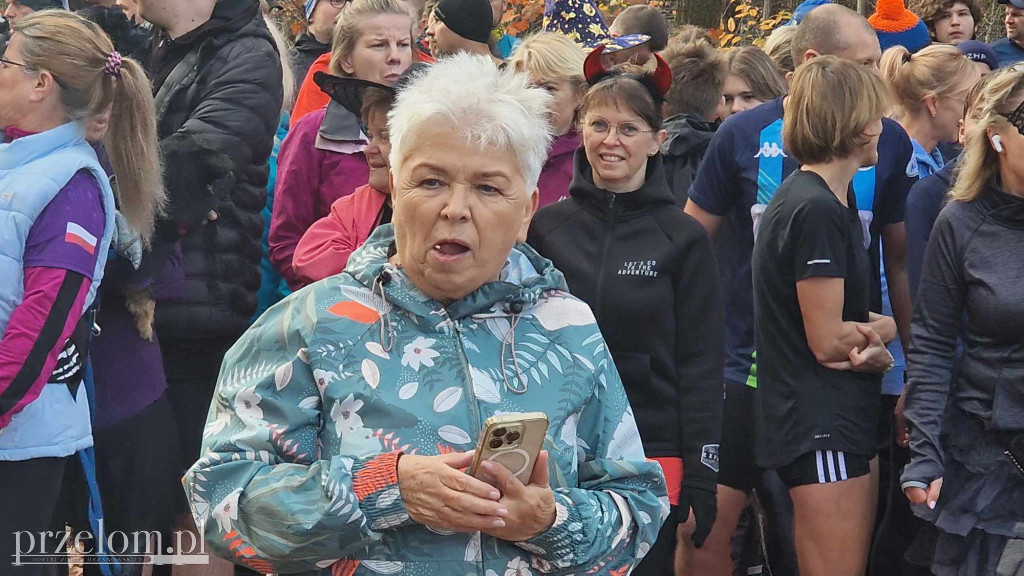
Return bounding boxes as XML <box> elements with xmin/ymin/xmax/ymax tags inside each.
<box><xmin>583</xmin><ymin>44</ymin><xmax>673</xmax><ymax>103</ymax></box>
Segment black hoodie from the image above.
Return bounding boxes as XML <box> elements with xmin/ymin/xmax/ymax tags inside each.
<box><xmin>291</xmin><ymin>32</ymin><xmax>331</xmax><ymax>87</ymax></box>
<box><xmin>528</xmin><ymin>151</ymin><xmax>725</xmax><ymax>492</ymax></box>
<box><xmin>661</xmin><ymin>113</ymin><xmax>718</xmax><ymax>207</ymax></box>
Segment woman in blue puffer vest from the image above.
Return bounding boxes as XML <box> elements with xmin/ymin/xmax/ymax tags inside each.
<box><xmin>0</xmin><ymin>11</ymin><xmax>163</xmax><ymax>574</ymax></box>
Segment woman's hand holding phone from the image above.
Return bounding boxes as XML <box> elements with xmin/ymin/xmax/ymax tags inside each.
<box><xmin>475</xmin><ymin>450</ymin><xmax>557</xmax><ymax>542</ymax></box>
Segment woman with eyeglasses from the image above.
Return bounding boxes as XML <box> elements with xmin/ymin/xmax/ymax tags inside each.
<box><xmin>0</xmin><ymin>11</ymin><xmax>162</xmax><ymax>574</ymax></box>
<box><xmin>528</xmin><ymin>48</ymin><xmax>725</xmax><ymax>576</ymax></box>
<box><xmin>900</xmin><ymin>66</ymin><xmax>1024</xmax><ymax>576</ymax></box>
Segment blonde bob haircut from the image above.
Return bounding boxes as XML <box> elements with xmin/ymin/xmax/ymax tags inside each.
<box><xmin>13</xmin><ymin>11</ymin><xmax>164</xmax><ymax>241</ymax></box>
<box><xmin>330</xmin><ymin>0</ymin><xmax>416</xmax><ymax>78</ymax></box>
<box><xmin>880</xmin><ymin>44</ymin><xmax>981</xmax><ymax>120</ymax></box>
<box><xmin>388</xmin><ymin>53</ymin><xmax>553</xmax><ymax>192</ymax></box>
<box><xmin>784</xmin><ymin>55</ymin><xmax>889</xmax><ymax>165</ymax></box>
<box><xmin>951</xmin><ymin>67</ymin><xmax>1024</xmax><ymax>203</ymax></box>
<box><xmin>508</xmin><ymin>32</ymin><xmax>587</xmax><ymax>86</ymax></box>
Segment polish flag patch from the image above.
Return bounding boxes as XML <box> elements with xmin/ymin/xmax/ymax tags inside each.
<box><xmin>65</xmin><ymin>222</ymin><xmax>97</xmax><ymax>255</ymax></box>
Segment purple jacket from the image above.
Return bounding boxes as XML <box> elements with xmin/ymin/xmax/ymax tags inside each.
<box><xmin>269</xmin><ymin>106</ymin><xmax>370</xmax><ymax>289</ymax></box>
<box><xmin>537</xmin><ymin>130</ymin><xmax>581</xmax><ymax>207</ymax></box>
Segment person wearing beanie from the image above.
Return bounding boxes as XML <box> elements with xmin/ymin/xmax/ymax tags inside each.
<box><xmin>990</xmin><ymin>0</ymin><xmax>1024</xmax><ymax>67</ymax></box>
<box><xmin>870</xmin><ymin>0</ymin><xmax>932</xmax><ymax>53</ymax></box>
<box><xmin>788</xmin><ymin>0</ymin><xmax>831</xmax><ymax>25</ymax></box>
<box><xmin>427</xmin><ymin>0</ymin><xmax>501</xmax><ymax>62</ymax></box>
<box><xmin>3</xmin><ymin>0</ymin><xmax>68</xmax><ymax>26</ymax></box>
<box><xmin>292</xmin><ymin>0</ymin><xmax>345</xmax><ymax>95</ymax></box>
<box><xmin>957</xmin><ymin>39</ymin><xmax>1000</xmax><ymax>74</ymax></box>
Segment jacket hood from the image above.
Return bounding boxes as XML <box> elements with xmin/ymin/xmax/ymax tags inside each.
<box><xmin>172</xmin><ymin>0</ymin><xmax>265</xmax><ymax>48</ymax></box>
<box><xmin>549</xmin><ymin>130</ymin><xmax>582</xmax><ymax>160</ymax></box>
<box><xmin>293</xmin><ymin>32</ymin><xmax>330</xmax><ymax>55</ymax></box>
<box><xmin>568</xmin><ymin>148</ymin><xmax>677</xmax><ymax>213</ymax></box>
<box><xmin>977</xmin><ymin>176</ymin><xmax>1024</xmax><ymax>230</ymax></box>
<box><xmin>343</xmin><ymin>224</ymin><xmax>569</xmax><ymax>323</ymax></box>
<box><xmin>662</xmin><ymin>114</ymin><xmax>717</xmax><ymax>158</ymax></box>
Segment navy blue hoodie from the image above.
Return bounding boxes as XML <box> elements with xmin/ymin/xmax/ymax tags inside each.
<box><xmin>906</xmin><ymin>160</ymin><xmax>955</xmax><ymax>301</ymax></box>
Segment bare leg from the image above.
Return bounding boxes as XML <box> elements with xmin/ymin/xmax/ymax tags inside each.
<box><xmin>790</xmin><ymin>458</ymin><xmax>879</xmax><ymax>576</ymax></box>
<box><xmin>171</xmin><ymin>513</ymin><xmax>234</xmax><ymax>576</ymax></box>
<box><xmin>675</xmin><ymin>485</ymin><xmax>749</xmax><ymax>576</ymax></box>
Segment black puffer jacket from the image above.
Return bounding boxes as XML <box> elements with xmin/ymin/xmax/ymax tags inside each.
<box><xmin>150</xmin><ymin>0</ymin><xmax>284</xmax><ymax>340</ymax></box>
<box><xmin>661</xmin><ymin>113</ymin><xmax>718</xmax><ymax>208</ymax></box>
<box><xmin>528</xmin><ymin>151</ymin><xmax>725</xmax><ymax>492</ymax></box>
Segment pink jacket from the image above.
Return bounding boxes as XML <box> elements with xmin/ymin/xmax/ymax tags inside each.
<box><xmin>269</xmin><ymin>107</ymin><xmax>370</xmax><ymax>288</ymax></box>
<box><xmin>537</xmin><ymin>130</ymin><xmax>581</xmax><ymax>207</ymax></box>
<box><xmin>292</xmin><ymin>184</ymin><xmax>388</xmax><ymax>285</ymax></box>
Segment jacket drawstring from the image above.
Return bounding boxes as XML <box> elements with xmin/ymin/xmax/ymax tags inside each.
<box><xmin>374</xmin><ymin>271</ymin><xmax>395</xmax><ymax>352</ymax></box>
<box><xmin>501</xmin><ymin>301</ymin><xmax>527</xmax><ymax>395</ymax></box>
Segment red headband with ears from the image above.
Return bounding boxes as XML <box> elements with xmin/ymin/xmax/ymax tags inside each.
<box><xmin>583</xmin><ymin>44</ymin><xmax>673</xmax><ymax>98</ymax></box>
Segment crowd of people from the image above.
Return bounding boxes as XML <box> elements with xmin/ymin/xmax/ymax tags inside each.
<box><xmin>0</xmin><ymin>0</ymin><xmax>1020</xmax><ymax>575</ymax></box>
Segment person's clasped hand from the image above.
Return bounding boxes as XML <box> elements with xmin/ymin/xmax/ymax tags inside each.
<box><xmin>473</xmin><ymin>450</ymin><xmax>557</xmax><ymax>542</ymax></box>
<box><xmin>823</xmin><ymin>325</ymin><xmax>894</xmax><ymax>373</ymax></box>
<box><xmin>397</xmin><ymin>452</ymin><xmax>509</xmax><ymax>533</ymax></box>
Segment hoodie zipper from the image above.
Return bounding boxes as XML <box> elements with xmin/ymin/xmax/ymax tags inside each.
<box><xmin>593</xmin><ymin>193</ymin><xmax>619</xmax><ymax>319</ymax></box>
<box><xmin>442</xmin><ymin>309</ymin><xmax>482</xmax><ymax>440</ymax></box>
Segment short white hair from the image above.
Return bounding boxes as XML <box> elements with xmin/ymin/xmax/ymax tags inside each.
<box><xmin>388</xmin><ymin>53</ymin><xmax>554</xmax><ymax>192</ymax></box>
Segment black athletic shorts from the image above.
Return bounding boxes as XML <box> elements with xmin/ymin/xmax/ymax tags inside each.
<box><xmin>777</xmin><ymin>450</ymin><xmax>872</xmax><ymax>488</ymax></box>
<box><xmin>719</xmin><ymin>380</ymin><xmax>760</xmax><ymax>491</ymax></box>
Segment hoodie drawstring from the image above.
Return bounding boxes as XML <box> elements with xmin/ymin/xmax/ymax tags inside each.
<box><xmin>374</xmin><ymin>271</ymin><xmax>395</xmax><ymax>352</ymax></box>
<box><xmin>501</xmin><ymin>302</ymin><xmax>527</xmax><ymax>395</ymax></box>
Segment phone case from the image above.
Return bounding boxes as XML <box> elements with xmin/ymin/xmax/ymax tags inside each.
<box><xmin>470</xmin><ymin>412</ymin><xmax>549</xmax><ymax>484</ymax></box>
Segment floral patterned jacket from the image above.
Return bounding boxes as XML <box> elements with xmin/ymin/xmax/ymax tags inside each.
<box><xmin>183</xmin><ymin>225</ymin><xmax>668</xmax><ymax>576</ymax></box>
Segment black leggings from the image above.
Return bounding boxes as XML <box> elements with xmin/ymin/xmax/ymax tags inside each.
<box><xmin>0</xmin><ymin>457</ymin><xmax>72</xmax><ymax>576</ymax></box>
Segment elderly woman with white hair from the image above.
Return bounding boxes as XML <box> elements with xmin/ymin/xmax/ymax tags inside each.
<box><xmin>183</xmin><ymin>53</ymin><xmax>667</xmax><ymax>576</ymax></box>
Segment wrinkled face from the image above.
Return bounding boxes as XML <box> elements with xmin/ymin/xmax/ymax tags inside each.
<box><xmin>933</xmin><ymin>2</ymin><xmax>975</xmax><ymax>43</ymax></box>
<box><xmin>581</xmin><ymin>102</ymin><xmax>665</xmax><ymax>193</ymax></box>
<box><xmin>339</xmin><ymin>14</ymin><xmax>413</xmax><ymax>85</ymax></box>
<box><xmin>3</xmin><ymin>1</ymin><xmax>35</xmax><ymax>24</ymax></box>
<box><xmin>530</xmin><ymin>75</ymin><xmax>583</xmax><ymax>136</ymax></box>
<box><xmin>1007</xmin><ymin>6</ymin><xmax>1024</xmax><ymax>43</ymax></box>
<box><xmin>722</xmin><ymin>74</ymin><xmax>765</xmax><ymax>119</ymax></box>
<box><xmin>858</xmin><ymin>118</ymin><xmax>884</xmax><ymax>168</ymax></box>
<box><xmin>0</xmin><ymin>35</ymin><xmax>40</xmax><ymax>130</ymax></box>
<box><xmin>364</xmin><ymin>105</ymin><xmax>392</xmax><ymax>193</ymax></box>
<box><xmin>390</xmin><ymin>120</ymin><xmax>537</xmax><ymax>303</ymax></box>
<box><xmin>310</xmin><ymin>0</ymin><xmax>348</xmax><ymax>44</ymax></box>
<box><xmin>426</xmin><ymin>18</ymin><xmax>460</xmax><ymax>56</ymax></box>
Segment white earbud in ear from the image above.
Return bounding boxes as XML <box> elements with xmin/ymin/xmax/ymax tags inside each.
<box><xmin>992</xmin><ymin>134</ymin><xmax>1004</xmax><ymax>153</ymax></box>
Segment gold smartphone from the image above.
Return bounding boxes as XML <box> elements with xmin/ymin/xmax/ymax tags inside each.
<box><xmin>469</xmin><ymin>412</ymin><xmax>549</xmax><ymax>485</ymax></box>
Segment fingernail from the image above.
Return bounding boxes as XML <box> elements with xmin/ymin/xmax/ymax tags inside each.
<box><xmin>489</xmin><ymin>490</ymin><xmax>500</xmax><ymax>500</ymax></box>
<box><xmin>492</xmin><ymin>519</ymin><xmax>506</xmax><ymax>528</ymax></box>
<box><xmin>481</xmin><ymin>461</ymin><xmax>494</xmax><ymax>471</ymax></box>
<box><xmin>496</xmin><ymin>508</ymin><xmax>508</xmax><ymax>517</ymax></box>
<box><xmin>928</xmin><ymin>500</ymin><xmax>936</xmax><ymax>509</ymax></box>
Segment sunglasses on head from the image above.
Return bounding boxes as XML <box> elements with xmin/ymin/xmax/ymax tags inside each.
<box><xmin>1001</xmin><ymin>99</ymin><xmax>1024</xmax><ymax>136</ymax></box>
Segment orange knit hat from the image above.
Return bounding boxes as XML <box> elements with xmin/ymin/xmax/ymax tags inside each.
<box><xmin>869</xmin><ymin>0</ymin><xmax>931</xmax><ymax>52</ymax></box>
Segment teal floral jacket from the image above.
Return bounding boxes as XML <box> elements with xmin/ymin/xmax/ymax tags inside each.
<box><xmin>183</xmin><ymin>226</ymin><xmax>668</xmax><ymax>576</ymax></box>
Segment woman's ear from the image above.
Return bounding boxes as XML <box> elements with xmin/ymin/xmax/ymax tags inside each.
<box><xmin>28</xmin><ymin>70</ymin><xmax>58</xmax><ymax>103</ymax></box>
<box><xmin>653</xmin><ymin>128</ymin><xmax>668</xmax><ymax>153</ymax></box>
<box><xmin>924</xmin><ymin>95</ymin><xmax>939</xmax><ymax>119</ymax></box>
<box><xmin>339</xmin><ymin>55</ymin><xmax>356</xmax><ymax>76</ymax></box>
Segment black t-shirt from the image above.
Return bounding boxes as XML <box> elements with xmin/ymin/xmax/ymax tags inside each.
<box><xmin>752</xmin><ymin>170</ymin><xmax>881</xmax><ymax>468</ymax></box>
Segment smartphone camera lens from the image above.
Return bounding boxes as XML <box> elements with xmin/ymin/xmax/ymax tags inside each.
<box><xmin>488</xmin><ymin>438</ymin><xmax>503</xmax><ymax>449</ymax></box>
<box><xmin>492</xmin><ymin>427</ymin><xmax>507</xmax><ymax>438</ymax></box>
<box><xmin>506</xmin><ymin>431</ymin><xmax>521</xmax><ymax>443</ymax></box>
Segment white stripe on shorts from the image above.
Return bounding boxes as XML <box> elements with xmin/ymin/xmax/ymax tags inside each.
<box><xmin>816</xmin><ymin>451</ymin><xmax>826</xmax><ymax>483</ymax></box>
<box><xmin>826</xmin><ymin>450</ymin><xmax>837</xmax><ymax>482</ymax></box>
<box><xmin>838</xmin><ymin>451</ymin><xmax>848</xmax><ymax>481</ymax></box>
